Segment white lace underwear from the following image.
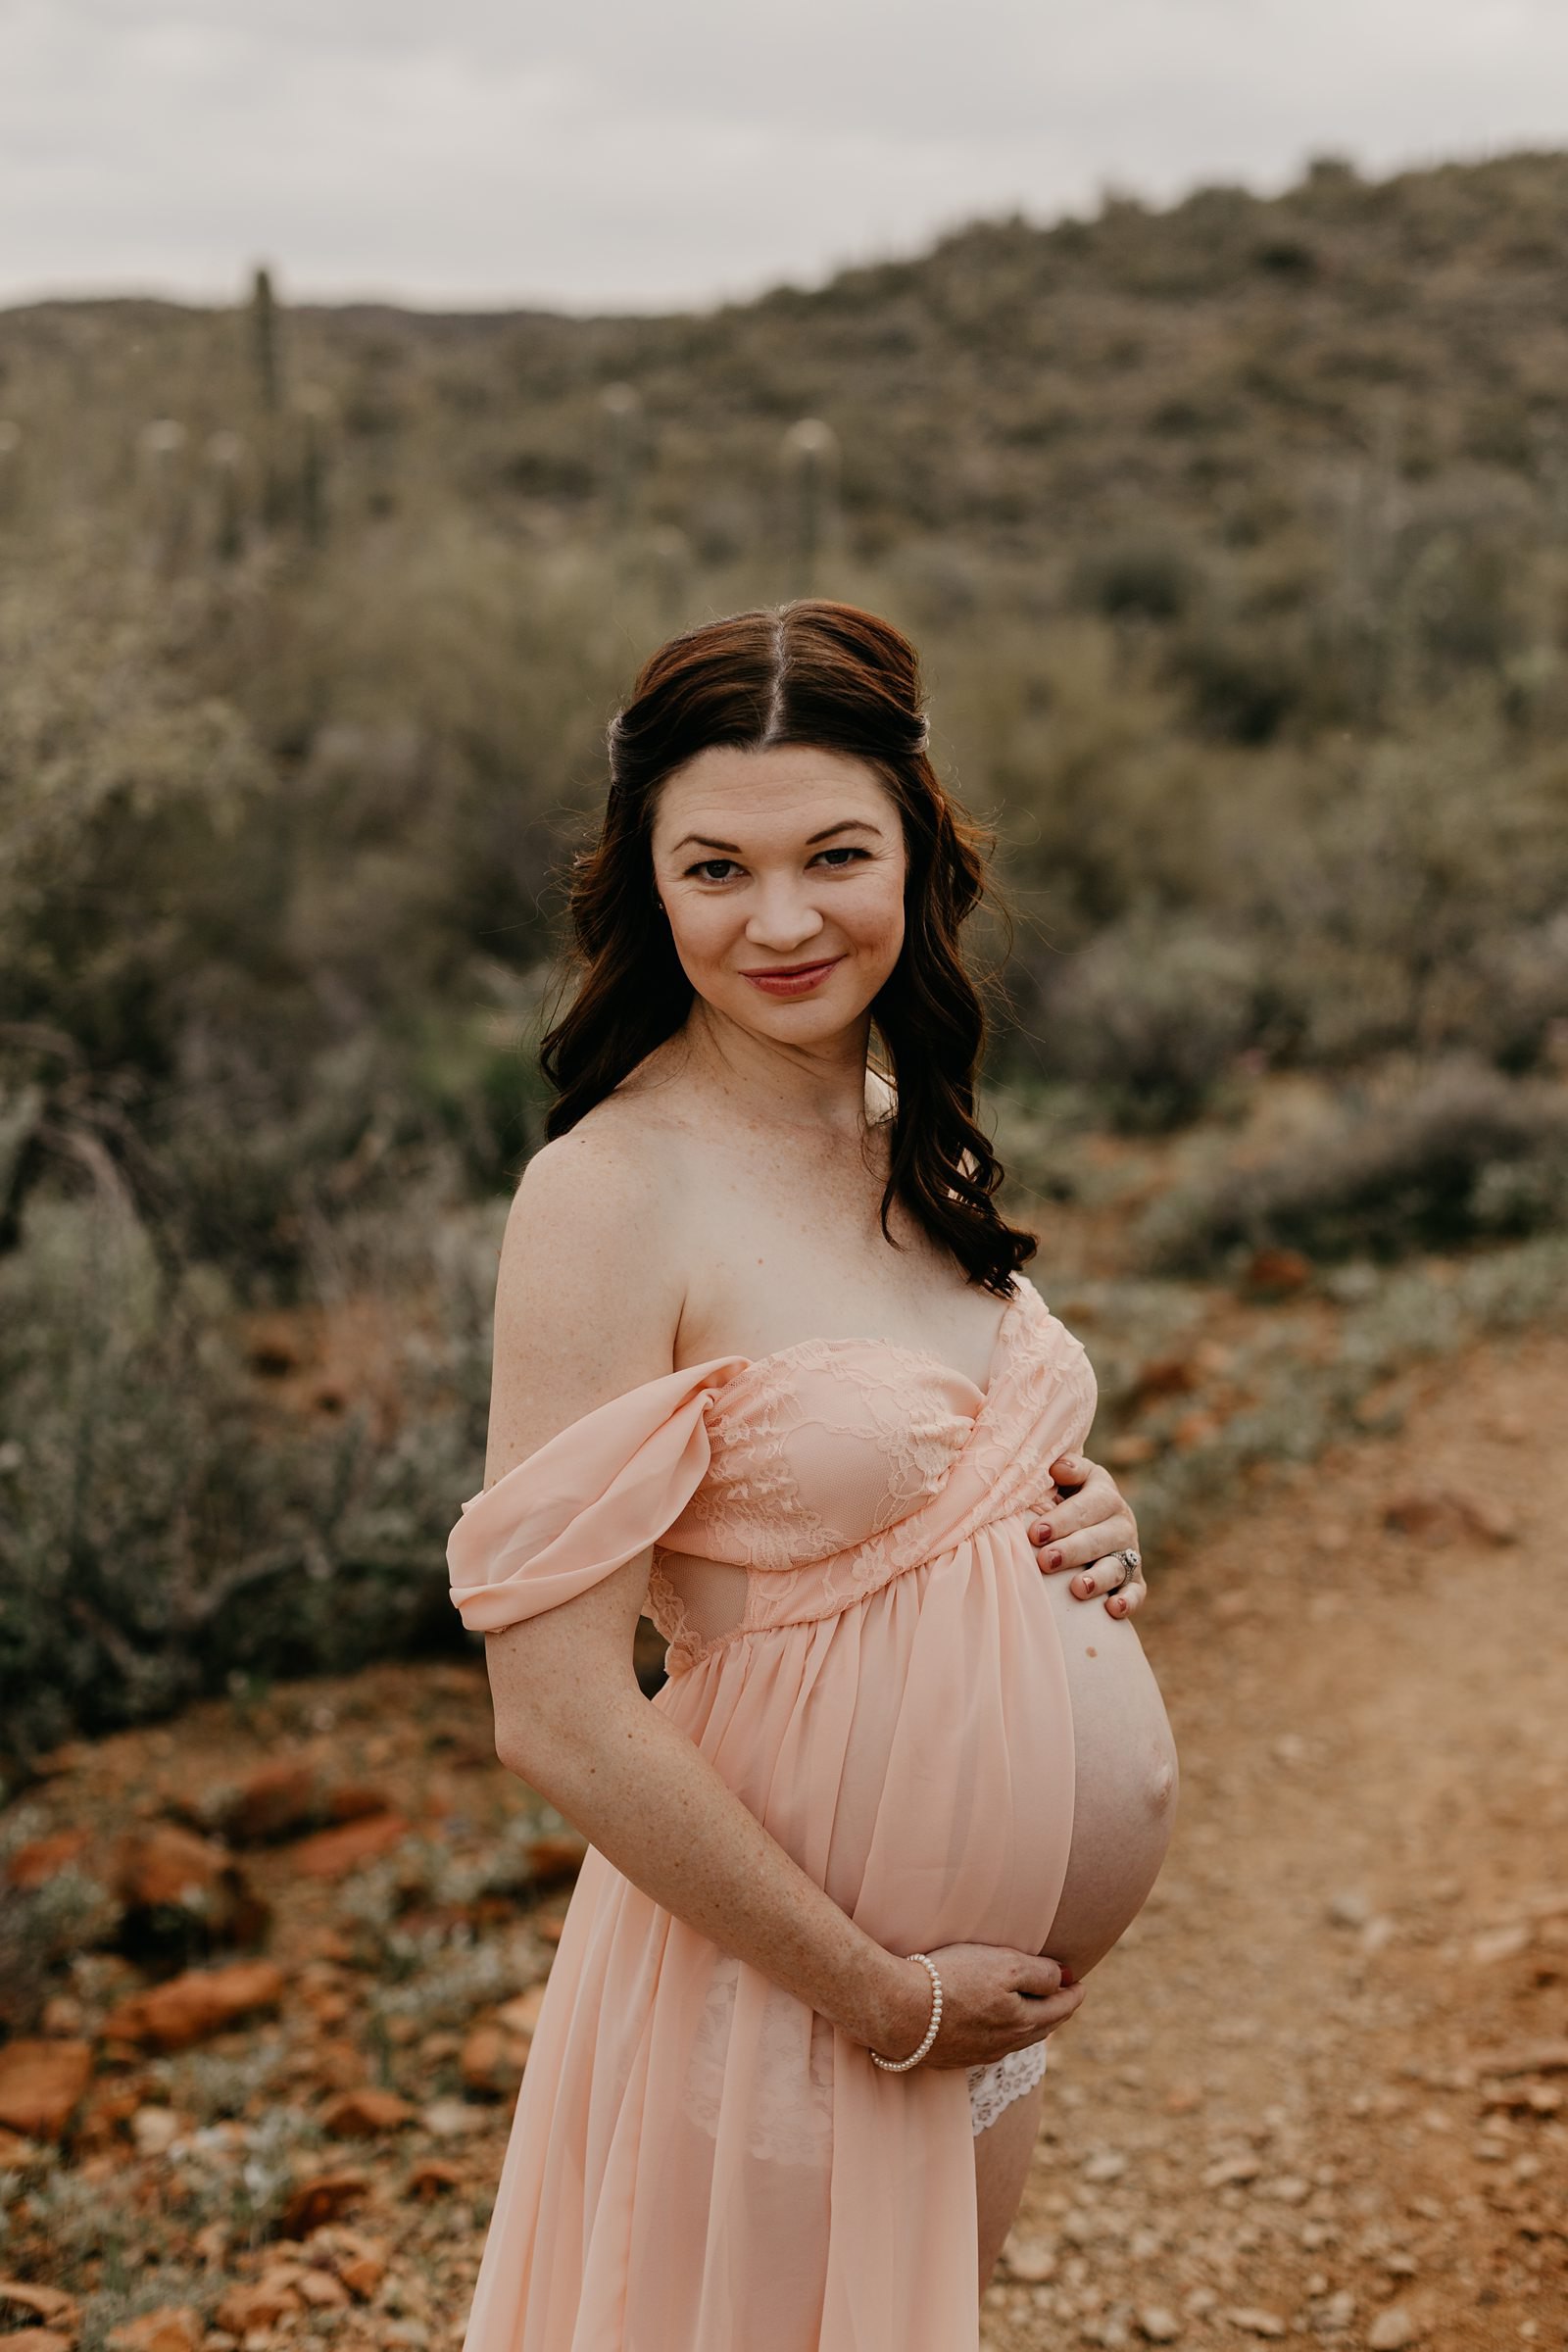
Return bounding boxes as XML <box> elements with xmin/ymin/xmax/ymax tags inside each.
<box><xmin>967</xmin><ymin>2036</ymin><xmax>1050</xmax><ymax>2134</ymax></box>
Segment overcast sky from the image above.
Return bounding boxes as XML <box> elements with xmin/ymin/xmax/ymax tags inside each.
<box><xmin>3</xmin><ymin>0</ymin><xmax>1567</xmax><ymax>315</ymax></box>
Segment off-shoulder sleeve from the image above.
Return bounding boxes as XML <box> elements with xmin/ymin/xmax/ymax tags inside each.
<box><xmin>447</xmin><ymin>1356</ymin><xmax>749</xmax><ymax>1633</ymax></box>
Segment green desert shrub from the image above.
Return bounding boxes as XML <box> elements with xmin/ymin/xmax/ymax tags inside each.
<box><xmin>1069</xmin><ymin>530</ymin><xmax>1205</xmax><ymax>623</ymax></box>
<box><xmin>1040</xmin><ymin>918</ymin><xmax>1263</xmax><ymax>1130</ymax></box>
<box><xmin>0</xmin><ymin>1187</ymin><xmax>497</xmax><ymax>1766</ymax></box>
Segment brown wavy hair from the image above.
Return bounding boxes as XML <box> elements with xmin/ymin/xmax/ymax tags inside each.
<box><xmin>539</xmin><ymin>600</ymin><xmax>1036</xmax><ymax>1297</ymax></box>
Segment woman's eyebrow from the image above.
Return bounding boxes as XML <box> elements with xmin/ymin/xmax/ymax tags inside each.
<box><xmin>669</xmin><ymin>818</ymin><xmax>885</xmax><ymax>855</ymax></box>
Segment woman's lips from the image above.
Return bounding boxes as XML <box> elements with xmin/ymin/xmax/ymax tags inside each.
<box><xmin>739</xmin><ymin>955</ymin><xmax>846</xmax><ymax>999</ymax></box>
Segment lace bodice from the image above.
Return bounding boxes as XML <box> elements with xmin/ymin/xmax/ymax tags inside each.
<box><xmin>449</xmin><ymin>1271</ymin><xmax>1098</xmax><ymax>1676</ymax></box>
<box><xmin>645</xmin><ymin>1276</ymin><xmax>1098</xmax><ymax>1672</ymax></box>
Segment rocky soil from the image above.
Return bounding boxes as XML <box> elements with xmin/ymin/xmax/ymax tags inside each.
<box><xmin>1</xmin><ymin>1326</ymin><xmax>1564</xmax><ymax>2352</ymax></box>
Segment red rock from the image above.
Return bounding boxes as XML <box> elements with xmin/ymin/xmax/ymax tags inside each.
<box><xmin>111</xmin><ymin>1824</ymin><xmax>268</xmax><ymax>1945</ymax></box>
<box><xmin>1383</xmin><ymin>1489</ymin><xmax>1463</xmax><ymax>1542</ymax></box>
<box><xmin>338</xmin><ymin>2253</ymin><xmax>384</xmax><ymax>2298</ymax></box>
<box><xmin>460</xmin><ymin>2024</ymin><xmax>526</xmax><ymax>2097</ymax></box>
<box><xmin>315</xmin><ymin>2034</ymin><xmax>370</xmax><ymax>2091</ymax></box>
<box><xmin>0</xmin><ymin>2278</ymin><xmax>79</xmax><ymax>2328</ymax></box>
<box><xmin>0</xmin><ymin>2038</ymin><xmax>93</xmax><ymax>2140</ymax></box>
<box><xmin>405</xmin><ymin>2159</ymin><xmax>464</xmax><ymax>2200</ymax></box>
<box><xmin>526</xmin><ymin>1834</ymin><xmax>588</xmax><ymax>1885</ymax></box>
<box><xmin>99</xmin><ymin>1959</ymin><xmax>284</xmax><ymax>2051</ymax></box>
<box><xmin>319</xmin><ymin>2085</ymin><xmax>416</xmax><ymax>2135</ymax></box>
<box><xmin>286</xmin><ymin>1811</ymin><xmax>411</xmax><ymax>1881</ymax></box>
<box><xmin>302</xmin><ymin>2227</ymin><xmax>388</xmax><ymax>2298</ymax></box>
<box><xmin>106</xmin><ymin>2305</ymin><xmax>203</xmax><ymax>2351</ymax></box>
<box><xmin>70</xmin><ymin>2081</ymin><xmax>143</xmax><ymax>2154</ymax></box>
<box><xmin>1130</xmin><ymin>1353</ymin><xmax>1201</xmax><ymax>1402</ymax></box>
<box><xmin>494</xmin><ymin>1985</ymin><xmax>548</xmax><ymax>2039</ymax></box>
<box><xmin>219</xmin><ymin>1756</ymin><xmax>320</xmax><ymax>1843</ymax></box>
<box><xmin>1170</xmin><ymin>1409</ymin><xmax>1222</xmax><ymax>1450</ymax></box>
<box><xmin>294</xmin><ymin>2268</ymin><xmax>351</xmax><ymax>2309</ymax></box>
<box><xmin>214</xmin><ymin>2276</ymin><xmax>303</xmax><ymax>2333</ymax></box>
<box><xmin>1243</xmin><ymin>1247</ymin><xmax>1311</xmax><ymax>1295</ymax></box>
<box><xmin>2</xmin><ymin>2335</ymin><xmax>72</xmax><ymax>2352</ymax></box>
<box><xmin>276</xmin><ymin>2170</ymin><xmax>368</xmax><ymax>2238</ymax></box>
<box><xmin>5</xmin><ymin>1828</ymin><xmax>90</xmax><ymax>1888</ymax></box>
<box><xmin>324</xmin><ymin>1783</ymin><xmax>396</xmax><ymax>1823</ymax></box>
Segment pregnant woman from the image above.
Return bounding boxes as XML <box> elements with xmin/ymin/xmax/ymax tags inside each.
<box><xmin>448</xmin><ymin>601</ymin><xmax>1179</xmax><ymax>2352</ymax></box>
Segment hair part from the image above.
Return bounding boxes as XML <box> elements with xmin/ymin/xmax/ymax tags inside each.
<box><xmin>538</xmin><ymin>599</ymin><xmax>1035</xmax><ymax>1297</ymax></box>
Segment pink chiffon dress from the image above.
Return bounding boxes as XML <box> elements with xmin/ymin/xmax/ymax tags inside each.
<box><xmin>446</xmin><ymin>1271</ymin><xmax>1098</xmax><ymax>2352</ymax></box>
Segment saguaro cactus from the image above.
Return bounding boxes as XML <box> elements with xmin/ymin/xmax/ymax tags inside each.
<box><xmin>251</xmin><ymin>265</ymin><xmax>281</xmax><ymax>414</ymax></box>
<box><xmin>600</xmin><ymin>382</ymin><xmax>643</xmax><ymax>535</ymax></box>
<box><xmin>780</xmin><ymin>417</ymin><xmax>840</xmax><ymax>596</ymax></box>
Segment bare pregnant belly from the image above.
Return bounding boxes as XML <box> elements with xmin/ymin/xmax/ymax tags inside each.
<box><xmin>654</xmin><ymin>1542</ymin><xmax>1178</xmax><ymax>1978</ymax></box>
<box><xmin>1035</xmin><ymin>1565</ymin><xmax>1179</xmax><ymax>1983</ymax></box>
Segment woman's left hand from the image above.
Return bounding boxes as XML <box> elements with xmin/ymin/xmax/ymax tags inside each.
<box><xmin>1027</xmin><ymin>1452</ymin><xmax>1147</xmax><ymax>1619</ymax></box>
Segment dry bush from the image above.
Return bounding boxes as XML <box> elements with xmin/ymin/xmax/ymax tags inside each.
<box><xmin>1143</xmin><ymin>1060</ymin><xmax>1568</xmax><ymax>1272</ymax></box>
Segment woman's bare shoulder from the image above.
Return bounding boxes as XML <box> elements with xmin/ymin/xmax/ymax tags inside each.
<box><xmin>514</xmin><ymin>1099</ymin><xmax>683</xmax><ymax>1229</ymax></box>
<box><xmin>487</xmin><ymin>1109</ymin><xmax>696</xmax><ymax>1474</ymax></box>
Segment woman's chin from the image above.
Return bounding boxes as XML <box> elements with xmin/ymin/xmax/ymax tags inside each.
<box><xmin>710</xmin><ymin>980</ymin><xmax>881</xmax><ymax>1043</ymax></box>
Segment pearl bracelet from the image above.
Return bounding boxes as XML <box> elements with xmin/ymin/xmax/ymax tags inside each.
<box><xmin>869</xmin><ymin>1952</ymin><xmax>944</xmax><ymax>2072</ymax></box>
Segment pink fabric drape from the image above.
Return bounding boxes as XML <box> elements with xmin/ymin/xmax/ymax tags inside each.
<box><xmin>448</xmin><ymin>1278</ymin><xmax>1098</xmax><ymax>2351</ymax></box>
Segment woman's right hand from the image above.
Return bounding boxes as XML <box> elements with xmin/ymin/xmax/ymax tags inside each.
<box><xmin>873</xmin><ymin>1942</ymin><xmax>1086</xmax><ymax>2070</ymax></box>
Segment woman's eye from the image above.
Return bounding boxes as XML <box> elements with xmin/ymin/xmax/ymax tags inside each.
<box><xmin>681</xmin><ymin>846</ymin><xmax>868</xmax><ymax>882</ymax></box>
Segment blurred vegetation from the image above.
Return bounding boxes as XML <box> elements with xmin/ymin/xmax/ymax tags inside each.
<box><xmin>3</xmin><ymin>151</ymin><xmax>1568</xmax><ymax>1759</ymax></box>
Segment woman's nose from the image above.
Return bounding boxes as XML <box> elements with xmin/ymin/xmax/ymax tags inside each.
<box><xmin>745</xmin><ymin>890</ymin><xmax>825</xmax><ymax>953</ymax></box>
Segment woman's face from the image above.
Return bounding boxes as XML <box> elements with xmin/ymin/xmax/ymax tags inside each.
<box><xmin>648</xmin><ymin>744</ymin><xmax>907</xmax><ymax>1048</ymax></box>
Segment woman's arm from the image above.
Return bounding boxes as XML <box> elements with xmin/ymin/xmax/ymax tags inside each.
<box><xmin>478</xmin><ymin>1124</ymin><xmax>933</xmax><ymax>2059</ymax></box>
<box><xmin>481</xmin><ymin>1126</ymin><xmax>1079</xmax><ymax>2065</ymax></box>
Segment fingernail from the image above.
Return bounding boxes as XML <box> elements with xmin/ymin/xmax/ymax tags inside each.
<box><xmin>1047</xmin><ymin>1548</ymin><xmax>1062</xmax><ymax>1570</ymax></box>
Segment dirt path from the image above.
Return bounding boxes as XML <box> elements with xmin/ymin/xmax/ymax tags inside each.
<box><xmin>988</xmin><ymin>1326</ymin><xmax>1568</xmax><ymax>2351</ymax></box>
<box><xmin>2</xmin><ymin>1330</ymin><xmax>1564</xmax><ymax>2352</ymax></box>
